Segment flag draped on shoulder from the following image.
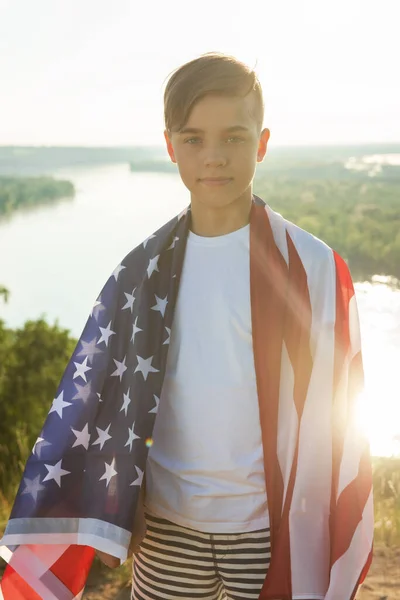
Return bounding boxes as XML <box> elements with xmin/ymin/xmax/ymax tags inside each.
<box><xmin>0</xmin><ymin>195</ymin><xmax>373</xmax><ymax>600</ymax></box>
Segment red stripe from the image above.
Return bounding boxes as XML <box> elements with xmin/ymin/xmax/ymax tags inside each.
<box><xmin>0</xmin><ymin>545</ymin><xmax>95</xmax><ymax>599</ymax></box>
<box><xmin>261</xmin><ymin>232</ymin><xmax>313</xmax><ymax>600</ymax></box>
<box><xmin>250</xmin><ymin>203</ymin><xmax>287</xmax><ymax>541</ymax></box>
<box><xmin>250</xmin><ymin>203</ymin><xmax>287</xmax><ymax>595</ymax></box>
<box><xmin>251</xmin><ymin>211</ymin><xmax>313</xmax><ymax>600</ymax></box>
<box><xmin>50</xmin><ymin>545</ymin><xmax>95</xmax><ymax>595</ymax></box>
<box><xmin>1</xmin><ymin>565</ymin><xmax>42</xmax><ymax>600</ymax></box>
<box><xmin>331</xmin><ymin>251</ymin><xmax>354</xmax><ymax>534</ymax></box>
<box><xmin>330</xmin><ymin>251</ymin><xmax>373</xmax><ymax>582</ymax></box>
<box><xmin>330</xmin><ymin>431</ymin><xmax>372</xmax><ymax>564</ymax></box>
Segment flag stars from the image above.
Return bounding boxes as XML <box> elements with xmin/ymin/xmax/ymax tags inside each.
<box><xmin>143</xmin><ymin>234</ymin><xmax>156</xmax><ymax>249</ymax></box>
<box><xmin>99</xmin><ymin>458</ymin><xmax>118</xmax><ymax>487</ymax></box>
<box><xmin>76</xmin><ymin>337</ymin><xmax>103</xmax><ymax>362</ymax></box>
<box><xmin>22</xmin><ymin>475</ymin><xmax>46</xmax><ymax>502</ymax></box>
<box><xmin>71</xmin><ymin>423</ymin><xmax>91</xmax><ymax>450</ymax></box>
<box><xmin>112</xmin><ymin>263</ymin><xmax>126</xmax><ymax>281</ymax></box>
<box><xmin>147</xmin><ymin>255</ymin><xmax>160</xmax><ymax>279</ymax></box>
<box><xmin>91</xmin><ymin>299</ymin><xmax>105</xmax><ymax>319</ymax></box>
<box><xmin>49</xmin><ymin>391</ymin><xmax>72</xmax><ymax>419</ymax></box>
<box><xmin>72</xmin><ymin>381</ymin><xmax>93</xmax><ymax>403</ymax></box>
<box><xmin>151</xmin><ymin>294</ymin><xmax>168</xmax><ymax>317</ymax></box>
<box><xmin>32</xmin><ymin>436</ymin><xmax>51</xmax><ymax>458</ymax></box>
<box><xmin>167</xmin><ymin>236</ymin><xmax>179</xmax><ymax>250</ymax></box>
<box><xmin>125</xmin><ymin>422</ymin><xmax>140</xmax><ymax>452</ymax></box>
<box><xmin>97</xmin><ymin>321</ymin><xmax>116</xmax><ymax>347</ymax></box>
<box><xmin>111</xmin><ymin>356</ymin><xmax>127</xmax><ymax>381</ymax></box>
<box><xmin>131</xmin><ymin>317</ymin><xmax>143</xmax><ymax>344</ymax></box>
<box><xmin>92</xmin><ymin>424</ymin><xmax>112</xmax><ymax>450</ymax></box>
<box><xmin>134</xmin><ymin>355</ymin><xmax>159</xmax><ymax>381</ymax></box>
<box><xmin>149</xmin><ymin>394</ymin><xmax>160</xmax><ymax>414</ymax></box>
<box><xmin>43</xmin><ymin>460</ymin><xmax>71</xmax><ymax>487</ymax></box>
<box><xmin>130</xmin><ymin>466</ymin><xmax>144</xmax><ymax>487</ymax></box>
<box><xmin>163</xmin><ymin>327</ymin><xmax>171</xmax><ymax>345</ymax></box>
<box><xmin>122</xmin><ymin>288</ymin><xmax>136</xmax><ymax>313</ymax></box>
<box><xmin>120</xmin><ymin>388</ymin><xmax>132</xmax><ymax>417</ymax></box>
<box><xmin>73</xmin><ymin>356</ymin><xmax>92</xmax><ymax>382</ymax></box>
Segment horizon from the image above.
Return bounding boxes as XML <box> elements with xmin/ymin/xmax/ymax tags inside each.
<box><xmin>2</xmin><ymin>140</ymin><xmax>400</xmax><ymax>150</ymax></box>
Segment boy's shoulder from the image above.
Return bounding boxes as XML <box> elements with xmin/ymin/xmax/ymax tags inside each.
<box><xmin>266</xmin><ymin>204</ymin><xmax>336</xmax><ymax>272</ymax></box>
<box><xmin>115</xmin><ymin>210</ymin><xmax>184</xmax><ymax>284</ymax></box>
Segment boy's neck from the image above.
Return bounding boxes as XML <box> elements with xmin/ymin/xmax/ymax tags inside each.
<box><xmin>189</xmin><ymin>191</ymin><xmax>252</xmax><ymax>238</ymax></box>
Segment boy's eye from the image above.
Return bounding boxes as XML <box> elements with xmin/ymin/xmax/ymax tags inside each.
<box><xmin>183</xmin><ymin>136</ymin><xmax>245</xmax><ymax>144</ymax></box>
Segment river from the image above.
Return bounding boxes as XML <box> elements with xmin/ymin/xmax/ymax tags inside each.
<box><xmin>1</xmin><ymin>163</ymin><xmax>399</xmax><ymax>457</ymax></box>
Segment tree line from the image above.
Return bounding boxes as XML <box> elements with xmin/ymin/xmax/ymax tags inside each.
<box><xmin>254</xmin><ymin>175</ymin><xmax>400</xmax><ymax>281</ymax></box>
<box><xmin>0</xmin><ymin>176</ymin><xmax>75</xmax><ymax>217</ymax></box>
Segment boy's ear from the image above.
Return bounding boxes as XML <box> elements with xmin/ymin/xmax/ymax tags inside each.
<box><xmin>164</xmin><ymin>130</ymin><xmax>177</xmax><ymax>163</ymax></box>
<box><xmin>257</xmin><ymin>128</ymin><xmax>270</xmax><ymax>163</ymax></box>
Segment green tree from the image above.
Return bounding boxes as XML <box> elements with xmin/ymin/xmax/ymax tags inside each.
<box><xmin>0</xmin><ymin>319</ymin><xmax>77</xmax><ymax>497</ymax></box>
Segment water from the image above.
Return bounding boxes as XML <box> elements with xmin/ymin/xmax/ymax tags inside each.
<box><xmin>1</xmin><ymin>163</ymin><xmax>399</xmax><ymax>457</ymax></box>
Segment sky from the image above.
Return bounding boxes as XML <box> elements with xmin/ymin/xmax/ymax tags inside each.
<box><xmin>0</xmin><ymin>0</ymin><xmax>399</xmax><ymax>147</ymax></box>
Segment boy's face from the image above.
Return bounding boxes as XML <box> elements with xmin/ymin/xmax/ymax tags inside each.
<box><xmin>164</xmin><ymin>94</ymin><xmax>270</xmax><ymax>210</ymax></box>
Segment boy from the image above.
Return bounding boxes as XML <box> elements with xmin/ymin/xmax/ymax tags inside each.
<box><xmin>0</xmin><ymin>53</ymin><xmax>373</xmax><ymax>600</ymax></box>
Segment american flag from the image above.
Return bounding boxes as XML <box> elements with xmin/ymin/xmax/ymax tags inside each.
<box><xmin>0</xmin><ymin>196</ymin><xmax>373</xmax><ymax>599</ymax></box>
<box><xmin>0</xmin><ymin>205</ymin><xmax>189</xmax><ymax>599</ymax></box>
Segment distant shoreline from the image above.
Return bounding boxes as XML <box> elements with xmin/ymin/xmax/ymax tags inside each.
<box><xmin>0</xmin><ymin>175</ymin><xmax>75</xmax><ymax>219</ymax></box>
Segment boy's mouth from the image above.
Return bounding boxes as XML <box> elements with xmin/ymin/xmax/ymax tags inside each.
<box><xmin>199</xmin><ymin>178</ymin><xmax>233</xmax><ymax>186</ymax></box>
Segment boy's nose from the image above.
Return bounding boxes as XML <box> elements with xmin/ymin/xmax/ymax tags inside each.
<box><xmin>203</xmin><ymin>151</ymin><xmax>228</xmax><ymax>168</ymax></box>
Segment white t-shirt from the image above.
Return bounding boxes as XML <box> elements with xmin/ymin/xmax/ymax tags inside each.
<box><xmin>145</xmin><ymin>223</ymin><xmax>269</xmax><ymax>533</ymax></box>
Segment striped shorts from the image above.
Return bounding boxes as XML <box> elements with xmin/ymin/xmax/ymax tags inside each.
<box><xmin>131</xmin><ymin>513</ymin><xmax>271</xmax><ymax>600</ymax></box>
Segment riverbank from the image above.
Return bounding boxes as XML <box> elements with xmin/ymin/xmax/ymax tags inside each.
<box><xmin>0</xmin><ymin>175</ymin><xmax>75</xmax><ymax>219</ymax></box>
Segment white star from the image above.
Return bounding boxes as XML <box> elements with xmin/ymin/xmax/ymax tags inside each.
<box><xmin>143</xmin><ymin>234</ymin><xmax>156</xmax><ymax>249</ymax></box>
<box><xmin>76</xmin><ymin>337</ymin><xmax>103</xmax><ymax>362</ymax></box>
<box><xmin>149</xmin><ymin>394</ymin><xmax>160</xmax><ymax>414</ymax></box>
<box><xmin>111</xmin><ymin>356</ymin><xmax>127</xmax><ymax>381</ymax></box>
<box><xmin>73</xmin><ymin>356</ymin><xmax>92</xmax><ymax>382</ymax></box>
<box><xmin>43</xmin><ymin>460</ymin><xmax>71</xmax><ymax>487</ymax></box>
<box><xmin>134</xmin><ymin>355</ymin><xmax>159</xmax><ymax>381</ymax></box>
<box><xmin>49</xmin><ymin>391</ymin><xmax>72</xmax><ymax>418</ymax></box>
<box><xmin>120</xmin><ymin>388</ymin><xmax>132</xmax><ymax>417</ymax></box>
<box><xmin>72</xmin><ymin>381</ymin><xmax>93</xmax><ymax>403</ymax></box>
<box><xmin>122</xmin><ymin>288</ymin><xmax>136</xmax><ymax>313</ymax></box>
<box><xmin>71</xmin><ymin>423</ymin><xmax>91</xmax><ymax>450</ymax></box>
<box><xmin>92</xmin><ymin>424</ymin><xmax>112</xmax><ymax>450</ymax></box>
<box><xmin>147</xmin><ymin>255</ymin><xmax>160</xmax><ymax>279</ymax></box>
<box><xmin>91</xmin><ymin>299</ymin><xmax>105</xmax><ymax>319</ymax></box>
<box><xmin>22</xmin><ymin>475</ymin><xmax>46</xmax><ymax>501</ymax></box>
<box><xmin>163</xmin><ymin>327</ymin><xmax>171</xmax><ymax>345</ymax></box>
<box><xmin>125</xmin><ymin>422</ymin><xmax>140</xmax><ymax>452</ymax></box>
<box><xmin>32</xmin><ymin>436</ymin><xmax>51</xmax><ymax>457</ymax></box>
<box><xmin>167</xmin><ymin>236</ymin><xmax>179</xmax><ymax>250</ymax></box>
<box><xmin>112</xmin><ymin>263</ymin><xmax>126</xmax><ymax>281</ymax></box>
<box><xmin>130</xmin><ymin>466</ymin><xmax>144</xmax><ymax>487</ymax></box>
<box><xmin>99</xmin><ymin>458</ymin><xmax>118</xmax><ymax>487</ymax></box>
<box><xmin>151</xmin><ymin>294</ymin><xmax>168</xmax><ymax>317</ymax></box>
<box><xmin>97</xmin><ymin>321</ymin><xmax>116</xmax><ymax>347</ymax></box>
<box><xmin>131</xmin><ymin>316</ymin><xmax>143</xmax><ymax>344</ymax></box>
<box><xmin>97</xmin><ymin>392</ymin><xmax>103</xmax><ymax>403</ymax></box>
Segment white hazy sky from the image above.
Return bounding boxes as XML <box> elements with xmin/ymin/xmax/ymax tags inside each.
<box><xmin>0</xmin><ymin>0</ymin><xmax>399</xmax><ymax>146</ymax></box>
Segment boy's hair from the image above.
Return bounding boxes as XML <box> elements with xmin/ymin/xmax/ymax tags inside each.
<box><xmin>164</xmin><ymin>52</ymin><xmax>264</xmax><ymax>134</ymax></box>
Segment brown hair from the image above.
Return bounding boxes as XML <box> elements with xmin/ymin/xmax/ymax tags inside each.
<box><xmin>163</xmin><ymin>52</ymin><xmax>264</xmax><ymax>134</ymax></box>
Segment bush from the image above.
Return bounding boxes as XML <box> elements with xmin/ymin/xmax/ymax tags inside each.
<box><xmin>0</xmin><ymin>319</ymin><xmax>76</xmax><ymax>498</ymax></box>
